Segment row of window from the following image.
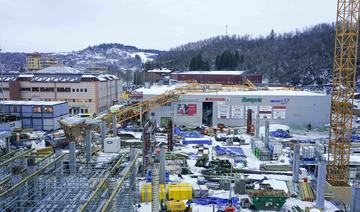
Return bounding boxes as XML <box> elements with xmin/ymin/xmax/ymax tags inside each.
<box><xmin>8</xmin><ymin>106</ymin><xmax>53</xmax><ymax>113</ymax></box>
<box><xmin>69</xmin><ymin>108</ymin><xmax>89</xmax><ymax>114</ymax></box>
<box><xmin>38</xmin><ymin>98</ymin><xmax>93</xmax><ymax>103</ymax></box>
<box><xmin>33</xmin><ymin>106</ymin><xmax>53</xmax><ymax>113</ymax></box>
<box><xmin>22</xmin><ymin>87</ymin><xmax>89</xmax><ymax>93</ymax></box>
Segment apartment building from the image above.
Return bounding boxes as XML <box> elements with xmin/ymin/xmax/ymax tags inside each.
<box><xmin>26</xmin><ymin>53</ymin><xmax>42</xmax><ymax>71</ymax></box>
<box><xmin>0</xmin><ymin>66</ymin><xmax>122</xmax><ymax>115</ymax></box>
<box><xmin>26</xmin><ymin>53</ymin><xmax>58</xmax><ymax>71</ymax></box>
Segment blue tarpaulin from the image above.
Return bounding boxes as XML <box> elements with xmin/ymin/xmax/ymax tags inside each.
<box><xmin>192</xmin><ymin>197</ymin><xmax>239</xmax><ymax>208</ymax></box>
<box><xmin>214</xmin><ymin>145</ymin><xmax>244</xmax><ymax>156</ymax></box>
<box><xmin>121</xmin><ymin>125</ymin><xmax>134</xmax><ymax>132</ymax></box>
<box><xmin>174</xmin><ymin>127</ymin><xmax>203</xmax><ymax>138</ymax></box>
<box><xmin>270</xmin><ymin>129</ymin><xmax>291</xmax><ymax>138</ymax></box>
<box><xmin>352</xmin><ymin>134</ymin><xmax>360</xmax><ymax>142</ymax></box>
<box><xmin>182</xmin><ymin>137</ymin><xmax>212</xmax><ymax>145</ymax></box>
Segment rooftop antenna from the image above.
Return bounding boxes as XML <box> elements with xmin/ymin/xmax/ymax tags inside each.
<box><xmin>225</xmin><ymin>24</ymin><xmax>228</xmax><ymax>37</ymax></box>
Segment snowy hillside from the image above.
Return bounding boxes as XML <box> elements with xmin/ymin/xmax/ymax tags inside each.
<box><xmin>0</xmin><ymin>43</ymin><xmax>160</xmax><ymax>72</ymax></box>
<box><xmin>50</xmin><ymin>43</ymin><xmax>160</xmax><ymax>71</ymax></box>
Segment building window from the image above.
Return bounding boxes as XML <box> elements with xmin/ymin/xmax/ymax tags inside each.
<box><xmin>12</xmin><ymin>106</ymin><xmax>18</xmax><ymax>113</ymax></box>
<box><xmin>84</xmin><ymin>89</ymin><xmax>87</xmax><ymax>92</ymax></box>
<box><xmin>73</xmin><ymin>99</ymin><xmax>75</xmax><ymax>102</ymax></box>
<box><xmin>40</xmin><ymin>87</ymin><xmax>54</xmax><ymax>92</ymax></box>
<box><xmin>69</xmin><ymin>109</ymin><xmax>72</xmax><ymax>114</ymax></box>
<box><xmin>89</xmin><ymin>99</ymin><xmax>92</xmax><ymax>102</ymax></box>
<box><xmin>57</xmin><ymin>87</ymin><xmax>71</xmax><ymax>92</ymax></box>
<box><xmin>32</xmin><ymin>87</ymin><xmax>39</xmax><ymax>92</ymax></box>
<box><xmin>21</xmin><ymin>87</ymin><xmax>31</xmax><ymax>91</ymax></box>
<box><xmin>72</xmin><ymin>89</ymin><xmax>75</xmax><ymax>92</ymax></box>
<box><xmin>81</xmin><ymin>109</ymin><xmax>84</xmax><ymax>113</ymax></box>
<box><xmin>76</xmin><ymin>89</ymin><xmax>79</xmax><ymax>92</ymax></box>
<box><xmin>84</xmin><ymin>109</ymin><xmax>88</xmax><ymax>113</ymax></box>
<box><xmin>33</xmin><ymin>106</ymin><xmax>41</xmax><ymax>113</ymax></box>
<box><xmin>80</xmin><ymin>89</ymin><xmax>83</xmax><ymax>92</ymax></box>
<box><xmin>44</xmin><ymin>106</ymin><xmax>53</xmax><ymax>113</ymax></box>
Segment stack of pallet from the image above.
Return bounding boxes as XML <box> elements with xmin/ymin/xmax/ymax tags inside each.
<box><xmin>298</xmin><ymin>182</ymin><xmax>315</xmax><ymax>202</ymax></box>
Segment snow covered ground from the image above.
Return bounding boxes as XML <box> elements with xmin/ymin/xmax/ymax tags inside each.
<box><xmin>137</xmin><ymin>124</ymin><xmax>339</xmax><ymax>211</ymax></box>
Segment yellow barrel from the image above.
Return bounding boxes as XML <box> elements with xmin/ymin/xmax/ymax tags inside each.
<box><xmin>140</xmin><ymin>183</ymin><xmax>166</xmax><ymax>202</ymax></box>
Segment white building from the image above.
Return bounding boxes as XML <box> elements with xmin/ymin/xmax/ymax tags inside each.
<box><xmin>135</xmin><ymin>85</ymin><xmax>331</xmax><ymax>128</ymax></box>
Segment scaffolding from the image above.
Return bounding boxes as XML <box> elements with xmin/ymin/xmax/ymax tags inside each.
<box><xmin>100</xmin><ymin>151</ymin><xmax>140</xmax><ymax>212</ymax></box>
<box><xmin>0</xmin><ymin>149</ymin><xmax>136</xmax><ymax>212</ymax></box>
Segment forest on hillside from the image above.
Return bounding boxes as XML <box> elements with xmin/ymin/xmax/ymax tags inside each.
<box><xmin>152</xmin><ymin>23</ymin><xmax>337</xmax><ymax>85</ymax></box>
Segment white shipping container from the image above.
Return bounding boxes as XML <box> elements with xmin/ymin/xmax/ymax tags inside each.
<box><xmin>269</xmin><ymin>142</ymin><xmax>282</xmax><ymax>155</ymax></box>
<box><xmin>192</xmin><ymin>183</ymin><xmax>201</xmax><ymax>198</ymax></box>
<box><xmin>104</xmin><ymin>137</ymin><xmax>121</xmax><ymax>153</ymax></box>
<box><xmin>199</xmin><ymin>185</ymin><xmax>209</xmax><ymax>197</ymax></box>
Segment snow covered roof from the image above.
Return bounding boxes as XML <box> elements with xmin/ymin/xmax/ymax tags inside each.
<box><xmin>2</xmin><ymin>100</ymin><xmax>66</xmax><ymax>106</ymax></box>
<box><xmin>172</xmin><ymin>71</ymin><xmax>245</xmax><ymax>75</ymax></box>
<box><xmin>137</xmin><ymin>85</ymin><xmax>326</xmax><ymax>97</ymax></box>
<box><xmin>18</xmin><ymin>74</ymin><xmax>34</xmax><ymax>78</ymax></box>
<box><xmin>187</xmin><ymin>89</ymin><xmax>326</xmax><ymax>96</ymax></box>
<box><xmin>136</xmin><ymin>84</ymin><xmax>178</xmax><ymax>95</ymax></box>
<box><xmin>36</xmin><ymin>66</ymin><xmax>83</xmax><ymax>74</ymax></box>
<box><xmin>148</xmin><ymin>68</ymin><xmax>172</xmax><ymax>73</ymax></box>
<box><xmin>0</xmin><ymin>75</ymin><xmax>18</xmax><ymax>82</ymax></box>
<box><xmin>82</xmin><ymin>74</ymin><xmax>118</xmax><ymax>81</ymax></box>
<box><xmin>0</xmin><ymin>70</ymin><xmax>119</xmax><ymax>83</ymax></box>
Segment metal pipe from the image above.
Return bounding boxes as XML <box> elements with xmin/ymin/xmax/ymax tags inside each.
<box><xmin>100</xmin><ymin>153</ymin><xmax>140</xmax><ymax>212</ymax></box>
<box><xmin>152</xmin><ymin>162</ymin><xmax>160</xmax><ymax>212</ymax></box>
<box><xmin>79</xmin><ymin>153</ymin><xmax>129</xmax><ymax>212</ymax></box>
<box><xmin>316</xmin><ymin>160</ymin><xmax>326</xmax><ymax>209</ymax></box>
<box><xmin>100</xmin><ymin>121</ymin><xmax>106</xmax><ymax>150</ymax></box>
<box><xmin>292</xmin><ymin>144</ymin><xmax>300</xmax><ymax>183</ymax></box>
<box><xmin>112</xmin><ymin>113</ymin><xmax>117</xmax><ymax>137</ymax></box>
<box><xmin>264</xmin><ymin>120</ymin><xmax>270</xmax><ymax>146</ymax></box>
<box><xmin>255</xmin><ymin>114</ymin><xmax>260</xmax><ymax>138</ymax></box>
<box><xmin>159</xmin><ymin>147</ymin><xmax>166</xmax><ymax>184</ymax></box>
<box><xmin>0</xmin><ymin>148</ymin><xmax>33</xmax><ymax>167</ymax></box>
<box><xmin>69</xmin><ymin>141</ymin><xmax>76</xmax><ymax>174</ymax></box>
<box><xmin>351</xmin><ymin>186</ymin><xmax>360</xmax><ymax>212</ymax></box>
<box><xmin>0</xmin><ymin>153</ymin><xmax>67</xmax><ymax>198</ymax></box>
<box><xmin>0</xmin><ymin>149</ymin><xmax>20</xmax><ymax>161</ymax></box>
<box><xmin>85</xmin><ymin>129</ymin><xmax>92</xmax><ymax>163</ymax></box>
<box><xmin>5</xmin><ymin>137</ymin><xmax>10</xmax><ymax>153</ymax></box>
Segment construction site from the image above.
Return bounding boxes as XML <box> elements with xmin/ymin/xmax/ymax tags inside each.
<box><xmin>1</xmin><ymin>0</ymin><xmax>360</xmax><ymax>212</ymax></box>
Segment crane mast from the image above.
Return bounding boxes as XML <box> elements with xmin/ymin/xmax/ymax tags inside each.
<box><xmin>327</xmin><ymin>0</ymin><xmax>360</xmax><ymax>185</ymax></box>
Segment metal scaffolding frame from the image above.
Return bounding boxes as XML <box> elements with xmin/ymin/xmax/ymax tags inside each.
<box><xmin>101</xmin><ymin>151</ymin><xmax>140</xmax><ymax>212</ymax></box>
<box><xmin>0</xmin><ymin>150</ymin><xmax>137</xmax><ymax>212</ymax></box>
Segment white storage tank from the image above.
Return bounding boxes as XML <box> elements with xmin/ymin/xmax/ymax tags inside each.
<box><xmin>104</xmin><ymin>137</ymin><xmax>121</xmax><ymax>153</ymax></box>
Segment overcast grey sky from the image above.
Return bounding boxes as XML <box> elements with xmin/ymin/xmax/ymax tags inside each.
<box><xmin>0</xmin><ymin>0</ymin><xmax>336</xmax><ymax>53</ymax></box>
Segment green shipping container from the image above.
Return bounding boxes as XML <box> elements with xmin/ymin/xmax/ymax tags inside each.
<box><xmin>248</xmin><ymin>190</ymin><xmax>288</xmax><ymax>211</ymax></box>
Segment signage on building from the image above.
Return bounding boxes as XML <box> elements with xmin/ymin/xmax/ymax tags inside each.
<box><xmin>259</xmin><ymin>106</ymin><xmax>272</xmax><ymax>119</ymax></box>
<box><xmin>273</xmin><ymin>106</ymin><xmax>287</xmax><ymax>119</ymax></box>
<box><xmin>205</xmin><ymin>97</ymin><xmax>227</xmax><ymax>101</ymax></box>
<box><xmin>242</xmin><ymin>97</ymin><xmax>262</xmax><ymax>103</ymax></box>
<box><xmin>218</xmin><ymin>104</ymin><xmax>230</xmax><ymax>119</ymax></box>
<box><xmin>177</xmin><ymin>104</ymin><xmax>197</xmax><ymax>116</ymax></box>
<box><xmin>128</xmin><ymin>91</ymin><xmax>143</xmax><ymax>99</ymax></box>
<box><xmin>231</xmin><ymin>105</ymin><xmax>244</xmax><ymax>119</ymax></box>
<box><xmin>270</xmin><ymin>98</ymin><xmax>290</xmax><ymax>104</ymax></box>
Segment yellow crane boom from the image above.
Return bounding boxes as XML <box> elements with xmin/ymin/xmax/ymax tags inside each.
<box><xmin>327</xmin><ymin>0</ymin><xmax>360</xmax><ymax>185</ymax></box>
